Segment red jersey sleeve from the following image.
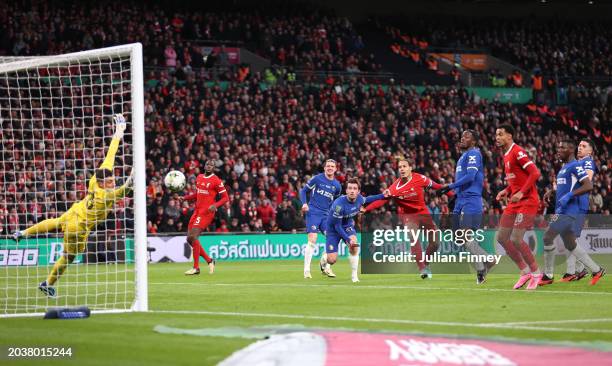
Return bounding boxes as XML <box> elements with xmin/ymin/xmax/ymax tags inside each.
<box><xmin>214</xmin><ymin>177</ymin><xmax>230</xmax><ymax>208</ymax></box>
<box><xmin>417</xmin><ymin>174</ymin><xmax>433</xmax><ymax>189</ymax></box>
<box><xmin>514</xmin><ymin>147</ymin><xmax>535</xmax><ymax>171</ymax></box>
<box><xmin>514</xmin><ymin>147</ymin><xmax>541</xmax><ymax>195</ymax></box>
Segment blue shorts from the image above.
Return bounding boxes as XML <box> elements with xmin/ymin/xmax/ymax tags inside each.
<box><xmin>453</xmin><ymin>200</ymin><xmax>482</xmax><ymax>230</ymax></box>
<box><xmin>305</xmin><ymin>210</ymin><xmax>328</xmax><ymax>234</ymax></box>
<box><xmin>325</xmin><ymin>226</ymin><xmax>355</xmax><ymax>253</ymax></box>
<box><xmin>549</xmin><ymin>214</ymin><xmax>586</xmax><ymax>237</ymax></box>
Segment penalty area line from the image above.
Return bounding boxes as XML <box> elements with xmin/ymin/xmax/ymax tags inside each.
<box><xmin>149</xmin><ymin>309</ymin><xmax>612</xmax><ymax>334</ymax></box>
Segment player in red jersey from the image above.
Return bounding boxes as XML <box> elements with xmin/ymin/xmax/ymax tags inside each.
<box><xmin>363</xmin><ymin>158</ymin><xmax>452</xmax><ymax>279</ymax></box>
<box><xmin>180</xmin><ymin>160</ymin><xmax>230</xmax><ymax>275</ymax></box>
<box><xmin>495</xmin><ymin>124</ymin><xmax>542</xmax><ymax>290</ymax></box>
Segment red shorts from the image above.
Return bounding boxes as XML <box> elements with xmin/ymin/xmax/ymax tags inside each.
<box><xmin>499</xmin><ymin>201</ymin><xmax>539</xmax><ymax>229</ymax></box>
<box><xmin>188</xmin><ymin>212</ymin><xmax>215</xmax><ymax>230</ymax></box>
<box><xmin>399</xmin><ymin>210</ymin><xmax>437</xmax><ymax>231</ymax></box>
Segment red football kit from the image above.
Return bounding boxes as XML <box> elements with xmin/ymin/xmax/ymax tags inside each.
<box><xmin>365</xmin><ymin>173</ymin><xmax>446</xmax><ymax>217</ymax></box>
<box><xmin>184</xmin><ymin>173</ymin><xmax>230</xmax><ymax>230</ymax></box>
<box><xmin>365</xmin><ymin>173</ymin><xmax>451</xmax><ymax>271</ymax></box>
<box><xmin>499</xmin><ymin>143</ymin><xmax>541</xmax><ymax>229</ymax></box>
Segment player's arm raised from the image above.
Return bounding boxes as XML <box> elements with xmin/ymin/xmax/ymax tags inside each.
<box><xmin>99</xmin><ymin>114</ymin><xmax>127</xmax><ymax>172</ymax></box>
<box><xmin>363</xmin><ymin>189</ymin><xmax>390</xmax><ymax>213</ymax></box>
<box><xmin>425</xmin><ymin>176</ymin><xmax>454</xmax><ymax>198</ymax></box>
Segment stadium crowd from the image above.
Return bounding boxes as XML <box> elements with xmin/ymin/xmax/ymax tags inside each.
<box><xmin>0</xmin><ymin>2</ymin><xmax>610</xmax><ymax>235</ymax></box>
<box><xmin>141</xmin><ymin>72</ymin><xmax>612</xmax><ymax>233</ymax></box>
<box><xmin>0</xmin><ymin>0</ymin><xmax>377</xmax><ymax>73</ymax></box>
<box><xmin>379</xmin><ymin>16</ymin><xmax>612</xmax><ymax>79</ymax></box>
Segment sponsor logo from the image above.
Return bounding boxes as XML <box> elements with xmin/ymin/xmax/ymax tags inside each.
<box><xmin>586</xmin><ymin>233</ymin><xmax>612</xmax><ymax>252</ymax></box>
<box><xmin>0</xmin><ymin>249</ymin><xmax>39</xmax><ymax>266</ymax></box>
<box><xmin>385</xmin><ymin>338</ymin><xmax>514</xmax><ymax>365</ymax></box>
<box><xmin>316</xmin><ymin>188</ymin><xmax>335</xmax><ymax>200</ymax></box>
<box><xmin>557</xmin><ymin>178</ymin><xmax>567</xmax><ymax>185</ymax></box>
<box><xmin>197</xmin><ymin>189</ymin><xmax>210</xmax><ymax>194</ymax></box>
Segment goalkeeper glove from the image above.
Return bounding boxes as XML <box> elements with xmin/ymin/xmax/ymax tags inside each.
<box><xmin>113</xmin><ymin>114</ymin><xmax>127</xmax><ymax>139</ymax></box>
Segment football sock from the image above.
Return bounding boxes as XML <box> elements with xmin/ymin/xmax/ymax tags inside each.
<box><xmin>195</xmin><ymin>239</ymin><xmax>212</xmax><ymax>264</ymax></box>
<box><xmin>411</xmin><ymin>242</ymin><xmax>425</xmax><ymax>271</ymax></box>
<box><xmin>570</xmin><ymin>246</ymin><xmax>600</xmax><ymax>273</ymax></box>
<box><xmin>499</xmin><ymin>240</ymin><xmax>528</xmax><ymax>273</ymax></box>
<box><xmin>425</xmin><ymin>242</ymin><xmax>438</xmax><ymax>262</ymax></box>
<box><xmin>518</xmin><ymin>241</ymin><xmax>539</xmax><ymax>273</ymax></box>
<box><xmin>191</xmin><ymin>241</ymin><xmax>200</xmax><ymax>269</ymax></box>
<box><xmin>304</xmin><ymin>241</ymin><xmax>316</xmax><ymax>272</ymax></box>
<box><xmin>465</xmin><ymin>240</ymin><xmax>488</xmax><ymax>271</ymax></box>
<box><xmin>349</xmin><ymin>252</ymin><xmax>359</xmax><ymax>278</ymax></box>
<box><xmin>543</xmin><ymin>243</ymin><xmax>556</xmax><ymax>278</ymax></box>
<box><xmin>576</xmin><ymin>260</ymin><xmax>585</xmax><ymax>273</ymax></box>
<box><xmin>47</xmin><ymin>255</ymin><xmax>73</xmax><ymax>286</ymax></box>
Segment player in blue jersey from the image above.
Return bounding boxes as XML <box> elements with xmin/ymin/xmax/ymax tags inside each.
<box><xmin>299</xmin><ymin>159</ymin><xmax>342</xmax><ymax>278</ymax></box>
<box><xmin>320</xmin><ymin>178</ymin><xmax>387</xmax><ymax>282</ymax></box>
<box><xmin>561</xmin><ymin>138</ymin><xmax>599</xmax><ymax>281</ymax></box>
<box><xmin>540</xmin><ymin>140</ymin><xmax>605</xmax><ymax>286</ymax></box>
<box><xmin>440</xmin><ymin>130</ymin><xmax>493</xmax><ymax>284</ymax></box>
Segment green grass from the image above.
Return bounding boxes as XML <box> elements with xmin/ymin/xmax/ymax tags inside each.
<box><xmin>1</xmin><ymin>259</ymin><xmax>612</xmax><ymax>365</ymax></box>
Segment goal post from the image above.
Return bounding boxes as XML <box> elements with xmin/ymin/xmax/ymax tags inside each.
<box><xmin>0</xmin><ymin>44</ymin><xmax>148</xmax><ymax>317</ymax></box>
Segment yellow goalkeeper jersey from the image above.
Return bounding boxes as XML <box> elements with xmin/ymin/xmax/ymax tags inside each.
<box><xmin>67</xmin><ymin>137</ymin><xmax>128</xmax><ymax>226</ymax></box>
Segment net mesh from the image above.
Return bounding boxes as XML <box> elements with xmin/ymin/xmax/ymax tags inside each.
<box><xmin>0</xmin><ymin>51</ymin><xmax>136</xmax><ymax>315</ymax></box>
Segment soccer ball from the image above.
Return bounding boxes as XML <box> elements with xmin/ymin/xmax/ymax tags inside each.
<box><xmin>164</xmin><ymin>170</ymin><xmax>186</xmax><ymax>192</ymax></box>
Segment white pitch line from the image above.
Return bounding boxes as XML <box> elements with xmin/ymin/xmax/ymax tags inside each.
<box><xmin>150</xmin><ymin>309</ymin><xmax>612</xmax><ymax>334</ymax></box>
<box><xmin>490</xmin><ymin>318</ymin><xmax>612</xmax><ymax>326</ymax></box>
<box><xmin>150</xmin><ymin>282</ymin><xmax>612</xmax><ymax>296</ymax></box>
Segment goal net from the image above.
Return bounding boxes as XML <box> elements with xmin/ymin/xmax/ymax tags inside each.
<box><xmin>0</xmin><ymin>44</ymin><xmax>147</xmax><ymax>316</ymax></box>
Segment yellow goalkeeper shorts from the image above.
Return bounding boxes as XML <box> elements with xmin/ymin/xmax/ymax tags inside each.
<box><xmin>59</xmin><ymin>211</ymin><xmax>91</xmax><ymax>255</ymax></box>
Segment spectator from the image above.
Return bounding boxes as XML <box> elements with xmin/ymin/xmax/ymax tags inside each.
<box><xmin>276</xmin><ymin>199</ymin><xmax>297</xmax><ymax>231</ymax></box>
<box><xmin>256</xmin><ymin>199</ymin><xmax>275</xmax><ymax>230</ymax></box>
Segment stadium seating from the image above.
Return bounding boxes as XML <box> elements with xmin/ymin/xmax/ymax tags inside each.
<box><xmin>0</xmin><ymin>2</ymin><xmax>610</xmax><ymax>234</ymax></box>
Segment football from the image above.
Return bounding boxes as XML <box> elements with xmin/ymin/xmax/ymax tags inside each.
<box><xmin>164</xmin><ymin>170</ymin><xmax>186</xmax><ymax>192</ymax></box>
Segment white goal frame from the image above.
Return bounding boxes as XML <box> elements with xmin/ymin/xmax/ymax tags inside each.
<box><xmin>0</xmin><ymin>43</ymin><xmax>148</xmax><ymax>317</ymax></box>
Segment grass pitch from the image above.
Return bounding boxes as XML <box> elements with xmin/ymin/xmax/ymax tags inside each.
<box><xmin>2</xmin><ymin>259</ymin><xmax>612</xmax><ymax>365</ymax></box>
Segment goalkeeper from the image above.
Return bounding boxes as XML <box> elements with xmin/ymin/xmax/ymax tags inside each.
<box><xmin>13</xmin><ymin>114</ymin><xmax>133</xmax><ymax>298</ymax></box>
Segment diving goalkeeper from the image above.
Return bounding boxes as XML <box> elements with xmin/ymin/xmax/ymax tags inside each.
<box><xmin>12</xmin><ymin>114</ymin><xmax>133</xmax><ymax>298</ymax></box>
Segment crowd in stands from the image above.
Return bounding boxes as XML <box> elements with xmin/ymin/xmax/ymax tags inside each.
<box><xmin>0</xmin><ymin>2</ymin><xmax>610</xmax><ymax>235</ymax></box>
<box><xmin>0</xmin><ymin>0</ymin><xmax>378</xmax><ymax>74</ymax></box>
<box><xmin>141</xmin><ymin>71</ymin><xmax>611</xmax><ymax>233</ymax></box>
<box><xmin>381</xmin><ymin>16</ymin><xmax>612</xmax><ymax>83</ymax></box>
<box><xmin>0</xmin><ymin>70</ymin><xmax>610</xmax><ymax>235</ymax></box>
